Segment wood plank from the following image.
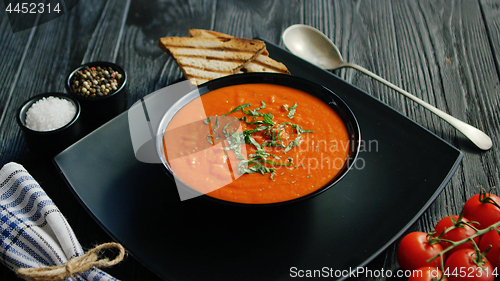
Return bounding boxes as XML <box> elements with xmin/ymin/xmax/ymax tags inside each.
<box><xmin>117</xmin><ymin>0</ymin><xmax>216</xmax><ymax>107</ymax></box>
<box><xmin>391</xmin><ymin>0</ymin><xmax>500</xmax><ymax>277</ymax></box>
<box><xmin>95</xmin><ymin>1</ymin><xmax>217</xmax><ymax>279</ymax></box>
<box><xmin>213</xmin><ymin>0</ymin><xmax>302</xmax><ymax>44</ymax></box>
<box><xmin>401</xmin><ymin>0</ymin><xmax>500</xmax><ymax>214</ymax></box>
<box><xmin>479</xmin><ymin>0</ymin><xmax>500</xmax><ymax>181</ymax></box>
<box><xmin>0</xmin><ymin>18</ymin><xmax>48</xmax><ymax>279</ymax></box>
<box><xmin>390</xmin><ymin>0</ymin><xmax>452</xmax><ymax>137</ymax></box>
<box><xmin>0</xmin><ymin>11</ymin><xmax>32</xmax><ymax>129</ymax></box>
<box><xmin>302</xmin><ymin>0</ymin><xmax>499</xmax><ymax>278</ymax></box>
<box><xmin>81</xmin><ymin>0</ymin><xmax>132</xmax><ymax>63</ymax></box>
<box><xmin>0</xmin><ymin>0</ymin><xmax>107</xmax><ymax>164</ymax></box>
<box><xmin>0</xmin><ymin>0</ymin><xmax>498</xmax><ymax>280</ymax></box>
<box><xmin>313</xmin><ymin>1</ymin><xmax>411</xmax><ymax>278</ymax></box>
<box><xmin>0</xmin><ymin>1</ymin><xmax>125</xmax><ymax>280</ymax></box>
<box><xmin>447</xmin><ymin>0</ymin><xmax>500</xmax><ymax>153</ymax></box>
<box><xmin>481</xmin><ymin>0</ymin><xmax>500</xmax><ymax>78</ymax></box>
<box><xmin>316</xmin><ymin>0</ymin><xmax>409</xmax><ymax>113</ymax></box>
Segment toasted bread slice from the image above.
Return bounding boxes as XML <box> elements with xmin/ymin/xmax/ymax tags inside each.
<box><xmin>243</xmin><ymin>52</ymin><xmax>290</xmax><ymax>74</ymax></box>
<box><xmin>182</xmin><ymin>68</ymin><xmax>244</xmax><ymax>86</ymax></box>
<box><xmin>188</xmin><ymin>29</ymin><xmax>289</xmax><ymax>74</ymax></box>
<box><xmin>188</xmin><ymin>29</ymin><xmax>269</xmax><ymax>55</ymax></box>
<box><xmin>159</xmin><ymin>36</ymin><xmax>266</xmax><ymax>53</ymax></box>
<box><xmin>159</xmin><ymin>36</ymin><xmax>266</xmax><ymax>85</ymax></box>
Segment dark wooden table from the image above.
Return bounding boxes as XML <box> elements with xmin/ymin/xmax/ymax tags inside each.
<box><xmin>1</xmin><ymin>0</ymin><xmax>499</xmax><ymax>280</ymax></box>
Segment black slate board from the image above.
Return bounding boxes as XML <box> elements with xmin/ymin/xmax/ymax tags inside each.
<box><xmin>54</xmin><ymin>41</ymin><xmax>462</xmax><ymax>281</ymax></box>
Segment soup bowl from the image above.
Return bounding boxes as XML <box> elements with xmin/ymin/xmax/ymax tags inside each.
<box><xmin>156</xmin><ymin>73</ymin><xmax>360</xmax><ymax>206</ymax></box>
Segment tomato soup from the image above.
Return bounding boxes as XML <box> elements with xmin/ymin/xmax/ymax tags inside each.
<box><xmin>163</xmin><ymin>83</ymin><xmax>350</xmax><ymax>204</ymax></box>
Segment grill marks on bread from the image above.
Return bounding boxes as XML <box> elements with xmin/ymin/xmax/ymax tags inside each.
<box><xmin>159</xmin><ymin>37</ymin><xmax>265</xmax><ymax>83</ymax></box>
<box><xmin>187</xmin><ymin>29</ymin><xmax>289</xmax><ymax>74</ymax></box>
<box><xmin>159</xmin><ymin>30</ymin><xmax>289</xmax><ymax>85</ymax></box>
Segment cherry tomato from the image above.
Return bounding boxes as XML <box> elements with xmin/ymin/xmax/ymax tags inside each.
<box><xmin>398</xmin><ymin>232</ymin><xmax>443</xmax><ymax>271</ymax></box>
<box><xmin>444</xmin><ymin>249</ymin><xmax>494</xmax><ymax>281</ymax></box>
<box><xmin>479</xmin><ymin>228</ymin><xmax>500</xmax><ymax>271</ymax></box>
<box><xmin>408</xmin><ymin>266</ymin><xmax>443</xmax><ymax>281</ymax></box>
<box><xmin>433</xmin><ymin>215</ymin><xmax>479</xmax><ymax>257</ymax></box>
<box><xmin>463</xmin><ymin>192</ymin><xmax>500</xmax><ymax>230</ymax></box>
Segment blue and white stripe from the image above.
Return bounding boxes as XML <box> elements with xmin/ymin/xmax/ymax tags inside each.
<box><xmin>0</xmin><ymin>162</ymin><xmax>119</xmax><ymax>281</ymax></box>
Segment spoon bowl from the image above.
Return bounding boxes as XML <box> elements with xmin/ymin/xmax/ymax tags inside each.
<box><xmin>282</xmin><ymin>24</ymin><xmax>492</xmax><ymax>151</ymax></box>
<box><xmin>283</xmin><ymin>24</ymin><xmax>343</xmax><ymax>69</ymax></box>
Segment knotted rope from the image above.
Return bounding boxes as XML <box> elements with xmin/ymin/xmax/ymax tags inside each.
<box><xmin>17</xmin><ymin>242</ymin><xmax>126</xmax><ymax>281</ymax></box>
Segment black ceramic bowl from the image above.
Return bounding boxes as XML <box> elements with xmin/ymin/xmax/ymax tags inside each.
<box><xmin>17</xmin><ymin>92</ymin><xmax>82</xmax><ymax>155</ymax></box>
<box><xmin>65</xmin><ymin>61</ymin><xmax>127</xmax><ymax>129</ymax></box>
<box><xmin>156</xmin><ymin>73</ymin><xmax>361</xmax><ymax>206</ymax></box>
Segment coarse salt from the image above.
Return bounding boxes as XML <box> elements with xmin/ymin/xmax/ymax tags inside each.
<box><xmin>25</xmin><ymin>96</ymin><xmax>77</xmax><ymax>131</ymax></box>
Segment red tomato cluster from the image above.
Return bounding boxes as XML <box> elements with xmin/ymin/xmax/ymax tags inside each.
<box><xmin>397</xmin><ymin>191</ymin><xmax>500</xmax><ymax>281</ymax></box>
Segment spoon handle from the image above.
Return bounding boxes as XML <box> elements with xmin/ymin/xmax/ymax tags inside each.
<box><xmin>341</xmin><ymin>62</ymin><xmax>492</xmax><ymax>150</ymax></box>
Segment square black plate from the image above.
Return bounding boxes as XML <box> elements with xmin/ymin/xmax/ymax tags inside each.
<box><xmin>54</xmin><ymin>41</ymin><xmax>462</xmax><ymax>280</ymax></box>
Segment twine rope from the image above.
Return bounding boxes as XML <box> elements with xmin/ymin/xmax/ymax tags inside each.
<box><xmin>17</xmin><ymin>242</ymin><xmax>126</xmax><ymax>281</ymax></box>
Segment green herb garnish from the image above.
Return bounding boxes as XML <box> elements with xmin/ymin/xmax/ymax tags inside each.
<box><xmin>223</xmin><ymin>103</ymin><xmax>251</xmax><ymax>116</ymax></box>
<box><xmin>284</xmin><ymin>135</ymin><xmax>302</xmax><ymax>154</ymax></box>
<box><xmin>206</xmin><ymin>135</ymin><xmax>213</xmax><ymax>145</ymax></box>
<box><xmin>287</xmin><ymin>103</ymin><xmax>298</xmax><ymax>119</ymax></box>
<box><xmin>204</xmin><ymin>100</ymin><xmax>313</xmax><ymax>178</ymax></box>
<box><xmin>284</xmin><ymin>122</ymin><xmax>314</xmax><ymax>134</ymax></box>
<box><xmin>238</xmin><ymin>162</ymin><xmax>275</xmax><ymax>175</ymax></box>
<box><xmin>213</xmin><ymin>115</ymin><xmax>219</xmax><ymax>133</ymax></box>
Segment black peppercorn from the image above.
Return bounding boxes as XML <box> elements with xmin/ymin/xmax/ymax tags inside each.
<box><xmin>71</xmin><ymin>65</ymin><xmax>123</xmax><ymax>98</ymax></box>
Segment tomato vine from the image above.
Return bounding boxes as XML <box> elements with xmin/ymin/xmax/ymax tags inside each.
<box><xmin>398</xmin><ymin>188</ymin><xmax>500</xmax><ymax>281</ymax></box>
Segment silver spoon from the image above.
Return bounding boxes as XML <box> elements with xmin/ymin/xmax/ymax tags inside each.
<box><xmin>282</xmin><ymin>24</ymin><xmax>492</xmax><ymax>151</ymax></box>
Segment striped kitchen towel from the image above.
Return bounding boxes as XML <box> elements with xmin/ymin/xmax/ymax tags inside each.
<box><xmin>0</xmin><ymin>162</ymin><xmax>120</xmax><ymax>281</ymax></box>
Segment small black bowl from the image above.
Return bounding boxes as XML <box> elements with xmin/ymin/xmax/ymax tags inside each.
<box><xmin>65</xmin><ymin>61</ymin><xmax>127</xmax><ymax>129</ymax></box>
<box><xmin>17</xmin><ymin>92</ymin><xmax>82</xmax><ymax>156</ymax></box>
<box><xmin>156</xmin><ymin>73</ymin><xmax>361</xmax><ymax>207</ymax></box>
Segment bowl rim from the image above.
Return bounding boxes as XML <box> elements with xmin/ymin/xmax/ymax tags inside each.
<box><xmin>65</xmin><ymin>61</ymin><xmax>127</xmax><ymax>101</ymax></box>
<box><xmin>156</xmin><ymin>73</ymin><xmax>361</xmax><ymax>207</ymax></box>
<box><xmin>17</xmin><ymin>92</ymin><xmax>81</xmax><ymax>135</ymax></box>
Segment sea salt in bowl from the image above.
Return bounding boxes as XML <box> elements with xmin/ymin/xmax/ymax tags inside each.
<box><xmin>17</xmin><ymin>93</ymin><xmax>82</xmax><ymax>155</ymax></box>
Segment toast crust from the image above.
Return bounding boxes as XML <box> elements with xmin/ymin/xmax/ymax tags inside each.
<box><xmin>159</xmin><ymin>37</ymin><xmax>266</xmax><ymax>53</ymax></box>
<box><xmin>188</xmin><ymin>29</ymin><xmax>234</xmax><ymax>38</ymax></box>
